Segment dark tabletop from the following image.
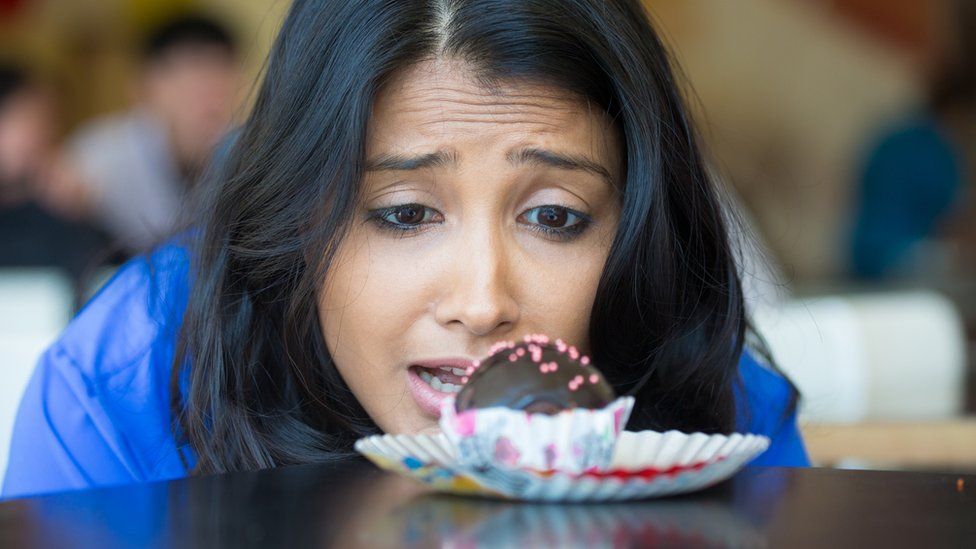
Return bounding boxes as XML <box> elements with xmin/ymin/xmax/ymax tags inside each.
<box><xmin>0</xmin><ymin>461</ymin><xmax>973</xmax><ymax>548</ymax></box>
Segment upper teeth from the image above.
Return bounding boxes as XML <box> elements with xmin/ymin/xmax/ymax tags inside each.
<box><xmin>418</xmin><ymin>369</ymin><xmax>463</xmax><ymax>393</ymax></box>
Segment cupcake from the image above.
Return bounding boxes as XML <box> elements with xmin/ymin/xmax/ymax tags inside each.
<box><xmin>440</xmin><ymin>334</ymin><xmax>634</xmax><ymax>474</ymax></box>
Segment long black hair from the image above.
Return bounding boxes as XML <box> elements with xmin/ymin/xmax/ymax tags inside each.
<box><xmin>173</xmin><ymin>0</ymin><xmax>798</xmax><ymax>474</ymax></box>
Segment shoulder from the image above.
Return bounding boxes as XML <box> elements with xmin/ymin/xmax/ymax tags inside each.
<box><xmin>2</xmin><ymin>241</ymin><xmax>193</xmax><ymax>496</ymax></box>
<box><xmin>866</xmin><ymin>115</ymin><xmax>959</xmax><ymax>172</ymax></box>
<box><xmin>57</xmin><ymin>241</ymin><xmax>191</xmax><ymax>381</ymax></box>
<box><xmin>874</xmin><ymin>114</ymin><xmax>948</xmax><ymax>146</ymax></box>
<box><xmin>735</xmin><ymin>348</ymin><xmax>810</xmax><ymax>467</ymax></box>
<box><xmin>66</xmin><ymin>110</ymin><xmax>165</xmax><ymax>176</ymax></box>
<box><xmin>735</xmin><ymin>348</ymin><xmax>797</xmax><ymax>435</ymax></box>
<box><xmin>52</xmin><ymin>237</ymin><xmax>192</xmax><ymax>427</ymax></box>
<box><xmin>67</xmin><ymin>111</ymin><xmax>142</xmax><ymax>152</ymax></box>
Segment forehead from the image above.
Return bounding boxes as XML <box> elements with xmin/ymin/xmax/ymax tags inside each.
<box><xmin>368</xmin><ymin>59</ymin><xmax>618</xmax><ymax>156</ymax></box>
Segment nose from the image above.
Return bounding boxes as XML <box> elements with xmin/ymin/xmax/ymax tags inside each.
<box><xmin>434</xmin><ymin>225</ymin><xmax>520</xmax><ymax>338</ymax></box>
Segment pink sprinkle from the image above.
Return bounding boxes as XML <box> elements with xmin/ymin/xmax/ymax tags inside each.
<box><xmin>473</xmin><ymin>360</ymin><xmax>480</xmax><ymax>368</ymax></box>
<box><xmin>516</xmin><ymin>348</ymin><xmax>525</xmax><ymax>357</ymax></box>
<box><xmin>556</xmin><ymin>339</ymin><xmax>567</xmax><ymax>352</ymax></box>
<box><xmin>568</xmin><ymin>346</ymin><xmax>579</xmax><ymax>360</ymax></box>
<box><xmin>509</xmin><ymin>353</ymin><xmax>518</xmax><ymax>362</ymax></box>
<box><xmin>454</xmin><ymin>410</ymin><xmax>477</xmax><ymax>436</ymax></box>
<box><xmin>568</xmin><ymin>382</ymin><xmax>579</xmax><ymax>391</ymax></box>
<box><xmin>465</xmin><ymin>366</ymin><xmax>475</xmax><ymax>375</ymax></box>
<box><xmin>589</xmin><ymin>374</ymin><xmax>599</xmax><ymax>384</ymax></box>
<box><xmin>580</xmin><ymin>356</ymin><xmax>590</xmax><ymax>365</ymax></box>
<box><xmin>550</xmin><ymin>362</ymin><xmax>558</xmax><ymax>372</ymax></box>
<box><xmin>523</xmin><ymin>334</ymin><xmax>533</xmax><ymax>343</ymax></box>
<box><xmin>539</xmin><ymin>364</ymin><xmax>548</xmax><ymax>373</ymax></box>
<box><xmin>461</xmin><ymin>376</ymin><xmax>469</xmax><ymax>383</ymax></box>
<box><xmin>574</xmin><ymin>375</ymin><xmax>584</xmax><ymax>384</ymax></box>
<box><xmin>531</xmin><ymin>349</ymin><xmax>543</xmax><ymax>363</ymax></box>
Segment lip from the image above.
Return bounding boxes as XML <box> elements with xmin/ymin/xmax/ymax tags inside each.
<box><xmin>412</xmin><ymin>358</ymin><xmax>477</xmax><ymax>371</ymax></box>
<box><xmin>406</xmin><ymin>358</ymin><xmax>476</xmax><ymax>418</ymax></box>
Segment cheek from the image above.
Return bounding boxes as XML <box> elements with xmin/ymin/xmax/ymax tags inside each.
<box><xmin>320</xmin><ymin>238</ymin><xmax>374</xmax><ymax>348</ymax></box>
<box><xmin>317</xmin><ymin>232</ymin><xmax>431</xmax><ymax>361</ymax></box>
<box><xmin>518</xmin><ymin>243</ymin><xmax>610</xmax><ymax>352</ymax></box>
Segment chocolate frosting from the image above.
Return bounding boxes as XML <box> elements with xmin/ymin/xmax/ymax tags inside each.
<box><xmin>455</xmin><ymin>339</ymin><xmax>615</xmax><ymax>414</ymax></box>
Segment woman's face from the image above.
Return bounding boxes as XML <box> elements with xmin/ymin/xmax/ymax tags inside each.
<box><xmin>318</xmin><ymin>59</ymin><xmax>622</xmax><ymax>434</ymax></box>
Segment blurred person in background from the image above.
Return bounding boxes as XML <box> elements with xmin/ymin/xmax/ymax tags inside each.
<box><xmin>0</xmin><ymin>64</ymin><xmax>108</xmax><ymax>293</ymax></box>
<box><xmin>53</xmin><ymin>13</ymin><xmax>240</xmax><ymax>252</ymax></box>
<box><xmin>849</xmin><ymin>0</ymin><xmax>976</xmax><ymax>281</ymax></box>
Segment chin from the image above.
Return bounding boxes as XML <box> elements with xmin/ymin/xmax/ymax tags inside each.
<box><xmin>413</xmin><ymin>422</ymin><xmax>442</xmax><ymax>436</ymax></box>
<box><xmin>386</xmin><ymin>416</ymin><xmax>439</xmax><ymax>436</ymax></box>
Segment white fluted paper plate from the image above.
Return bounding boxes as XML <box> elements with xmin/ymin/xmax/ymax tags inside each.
<box><xmin>354</xmin><ymin>429</ymin><xmax>769</xmax><ymax>502</ymax></box>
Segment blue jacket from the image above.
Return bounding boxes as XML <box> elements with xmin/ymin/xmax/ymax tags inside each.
<box><xmin>1</xmin><ymin>244</ymin><xmax>809</xmax><ymax>499</ymax></box>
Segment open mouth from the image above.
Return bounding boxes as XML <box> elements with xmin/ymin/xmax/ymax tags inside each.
<box><xmin>410</xmin><ymin>365</ymin><xmax>468</xmax><ymax>394</ymax></box>
<box><xmin>406</xmin><ymin>362</ymin><xmax>473</xmax><ymax>418</ymax></box>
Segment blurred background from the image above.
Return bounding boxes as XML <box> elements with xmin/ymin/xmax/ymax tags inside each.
<box><xmin>1</xmin><ymin>0</ymin><xmax>974</xmax><ymax>480</ymax></box>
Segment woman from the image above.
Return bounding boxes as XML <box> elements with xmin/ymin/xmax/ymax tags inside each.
<box><xmin>2</xmin><ymin>0</ymin><xmax>807</xmax><ymax>499</ymax></box>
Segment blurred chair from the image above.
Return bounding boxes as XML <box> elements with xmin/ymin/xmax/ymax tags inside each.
<box><xmin>754</xmin><ymin>290</ymin><xmax>970</xmax><ymax>469</ymax></box>
<box><xmin>0</xmin><ymin>269</ymin><xmax>72</xmax><ymax>491</ymax></box>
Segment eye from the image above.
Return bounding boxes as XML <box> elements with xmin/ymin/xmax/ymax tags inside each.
<box><xmin>367</xmin><ymin>203</ymin><xmax>442</xmax><ymax>234</ymax></box>
<box><xmin>519</xmin><ymin>205</ymin><xmax>591</xmax><ymax>241</ymax></box>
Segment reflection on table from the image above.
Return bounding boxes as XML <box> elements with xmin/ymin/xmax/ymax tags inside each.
<box><xmin>0</xmin><ymin>460</ymin><xmax>972</xmax><ymax>548</ymax></box>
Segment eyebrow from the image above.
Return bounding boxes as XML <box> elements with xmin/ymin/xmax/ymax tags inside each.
<box><xmin>365</xmin><ymin>146</ymin><xmax>615</xmax><ymax>187</ymax></box>
<box><xmin>365</xmin><ymin>150</ymin><xmax>460</xmax><ymax>171</ymax></box>
<box><xmin>507</xmin><ymin>147</ymin><xmax>615</xmax><ymax>187</ymax></box>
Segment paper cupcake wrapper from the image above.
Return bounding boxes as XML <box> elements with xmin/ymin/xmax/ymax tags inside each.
<box><xmin>439</xmin><ymin>396</ymin><xmax>635</xmax><ymax>474</ymax></box>
<box><xmin>355</xmin><ymin>429</ymin><xmax>770</xmax><ymax>502</ymax></box>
